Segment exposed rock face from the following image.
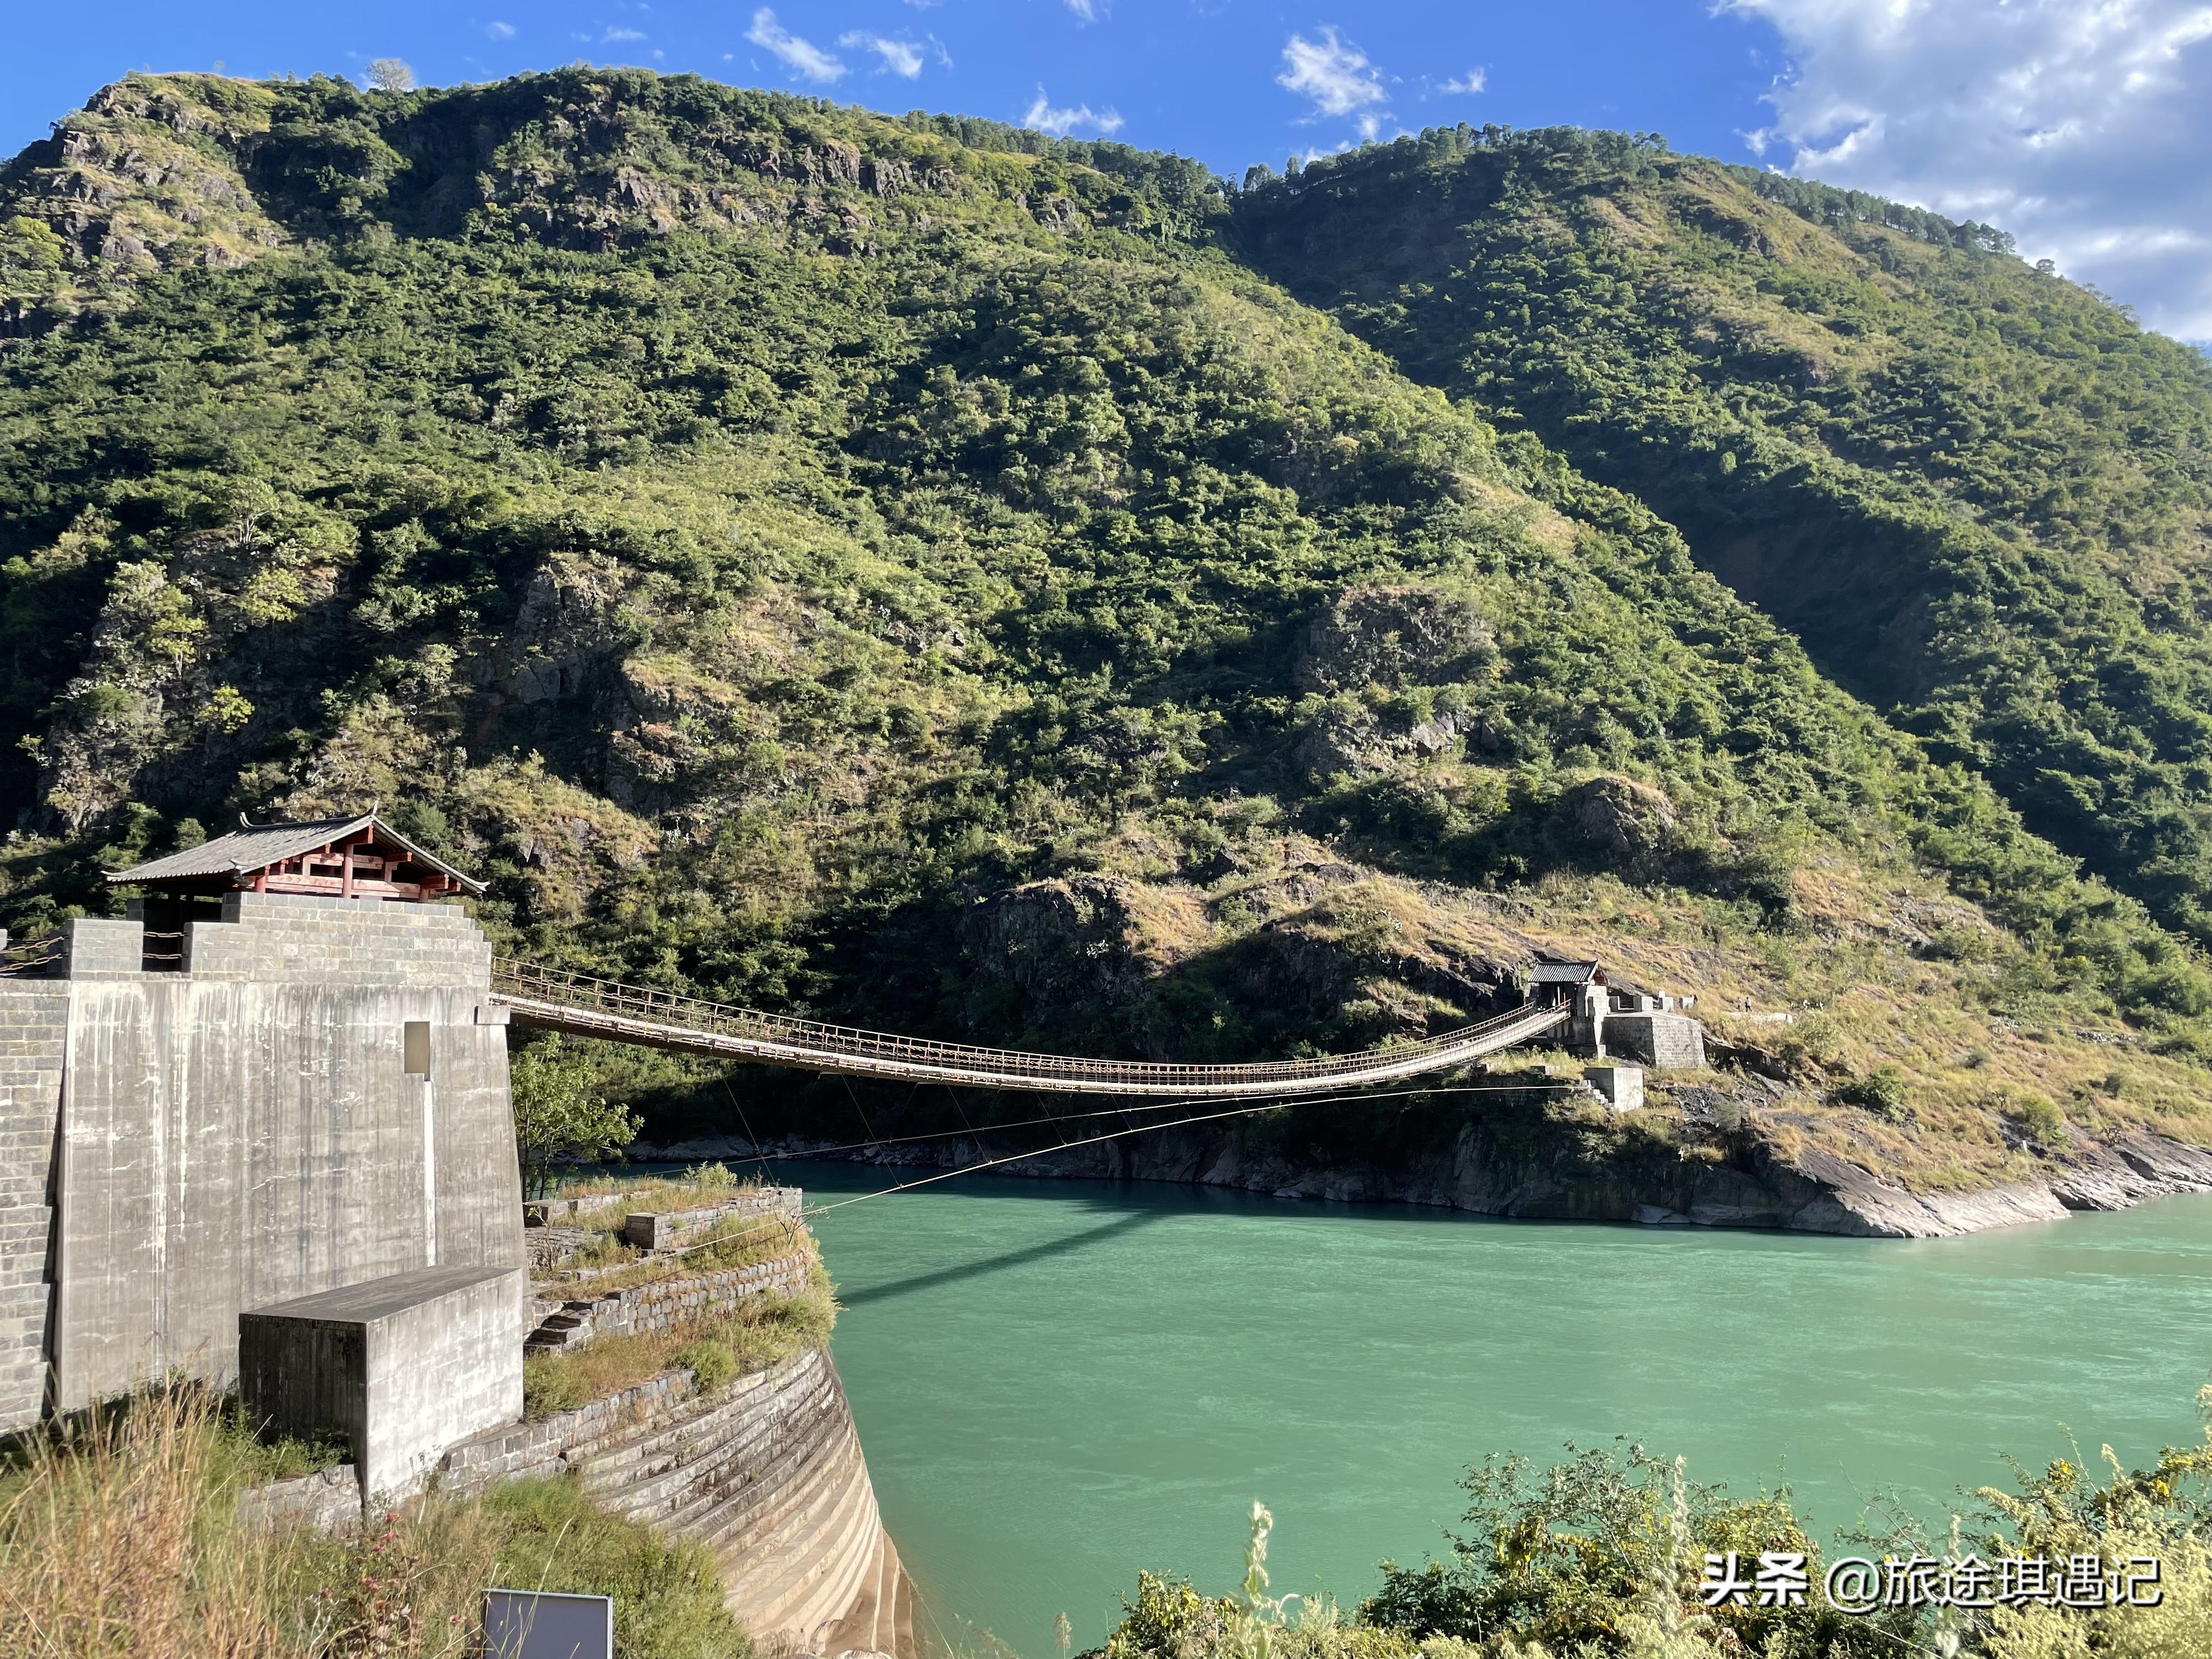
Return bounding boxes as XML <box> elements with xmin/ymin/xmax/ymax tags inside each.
<box><xmin>1297</xmin><ymin>583</ymin><xmax>1494</xmax><ymax>693</ymax></box>
<box><xmin>1562</xmin><ymin>775</ymin><xmax>1688</xmax><ymax>880</ymax></box>
<box><xmin>958</xmin><ymin>875</ymin><xmax>1169</xmax><ymax>1012</ymax></box>
<box><xmin>2046</xmin><ymin>1132</ymin><xmax>2212</xmax><ymax>1211</ymax></box>
<box><xmin>646</xmin><ymin>1118</ymin><xmax>2212</xmax><ymax>1240</ymax></box>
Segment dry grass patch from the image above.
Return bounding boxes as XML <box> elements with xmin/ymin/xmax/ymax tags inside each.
<box><xmin>544</xmin><ymin>1211</ymin><xmax>815</xmax><ymax>1295</ymax></box>
<box><xmin>0</xmin><ymin>1386</ymin><xmax>746</xmax><ymax>1658</ymax></box>
<box><xmin>523</xmin><ymin>1263</ymin><xmax>837</xmax><ymax>1419</ymax></box>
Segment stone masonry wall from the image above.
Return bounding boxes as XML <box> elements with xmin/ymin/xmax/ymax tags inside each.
<box><xmin>0</xmin><ymin>986</ymin><xmax>67</xmax><ymax>1432</ymax></box>
<box><xmin>441</xmin><ymin>1344</ymin><xmax>909</xmax><ymax>1656</ymax></box>
<box><xmin>1605</xmin><ymin>1012</ymin><xmax>1708</xmax><ymax>1069</ymax></box>
<box><xmin>622</xmin><ymin>1188</ymin><xmax>804</xmax><ymax>1250</ymax></box>
<box><xmin>527</xmin><ymin>1250</ymin><xmax>815</xmax><ymax>1354</ymax></box>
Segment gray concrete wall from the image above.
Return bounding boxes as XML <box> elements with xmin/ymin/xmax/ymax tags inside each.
<box><xmin>1585</xmin><ymin>1065</ymin><xmax>1645</xmax><ymax>1111</ymax></box>
<box><xmin>240</xmin><ymin>1264</ymin><xmax>524</xmax><ymax>1502</ymax></box>
<box><xmin>36</xmin><ymin>894</ymin><xmax>522</xmax><ymax>1409</ymax></box>
<box><xmin>0</xmin><ymin>986</ymin><xmax>67</xmax><ymax>1432</ymax></box>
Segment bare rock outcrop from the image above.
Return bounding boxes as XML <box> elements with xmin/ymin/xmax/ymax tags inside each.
<box><xmin>957</xmin><ymin>875</ymin><xmax>1199</xmax><ymax>1026</ymax></box>
<box><xmin>1561</xmin><ymin>774</ymin><xmax>1691</xmax><ymax>881</ymax></box>
<box><xmin>1296</xmin><ymin>583</ymin><xmax>1494</xmax><ymax>693</ymax></box>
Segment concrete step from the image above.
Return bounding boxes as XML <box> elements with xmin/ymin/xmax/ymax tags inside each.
<box><xmin>816</xmin><ymin>1523</ymin><xmax>899</xmax><ymax>1657</ymax></box>
<box><xmin>891</xmin><ymin>1547</ymin><xmax>917</xmax><ymax>1659</ymax></box>
<box><xmin>584</xmin><ymin>1373</ymin><xmax>832</xmax><ymax>1526</ymax></box>
<box><xmin>690</xmin><ymin>1396</ymin><xmax>848</xmax><ymax>1559</ymax></box>
<box><xmin>720</xmin><ymin>1459</ymin><xmax>866</xmax><ymax>1627</ymax></box>
<box><xmin>733</xmin><ymin>1446</ymin><xmax>879</xmax><ymax>1643</ymax></box>
<box><xmin>582</xmin><ymin>1352</ymin><xmax>824</xmax><ymax>1480</ymax></box>
<box><xmin>521</xmin><ymin>1310</ymin><xmax>589</xmax><ymax>1353</ymax></box>
<box><xmin>801</xmin><ymin>1519</ymin><xmax>890</xmax><ymax>1657</ymax></box>
<box><xmin>716</xmin><ymin>1421</ymin><xmax>867</xmax><ymax>1604</ymax></box>
<box><xmin>652</xmin><ymin>1390</ymin><xmax>849</xmax><ymax>1543</ymax></box>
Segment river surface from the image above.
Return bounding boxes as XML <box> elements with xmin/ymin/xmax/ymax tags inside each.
<box><xmin>759</xmin><ymin>1160</ymin><xmax>2212</xmax><ymax>1658</ymax></box>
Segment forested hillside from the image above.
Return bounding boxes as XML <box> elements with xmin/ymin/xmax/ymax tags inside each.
<box><xmin>1231</xmin><ymin>127</ymin><xmax>2212</xmax><ymax>949</ymax></box>
<box><xmin>3</xmin><ymin>70</ymin><xmax>2210</xmax><ymax>1193</ymax></box>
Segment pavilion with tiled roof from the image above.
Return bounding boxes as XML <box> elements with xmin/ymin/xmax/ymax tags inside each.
<box><xmin>107</xmin><ymin>812</ymin><xmax>484</xmax><ymax>902</ymax></box>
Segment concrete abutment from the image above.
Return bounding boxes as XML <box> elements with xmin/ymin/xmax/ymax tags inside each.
<box><xmin>0</xmin><ymin>890</ymin><xmax>912</xmax><ymax>1658</ymax></box>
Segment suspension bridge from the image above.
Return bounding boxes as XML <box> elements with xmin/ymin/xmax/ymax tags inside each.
<box><xmin>489</xmin><ymin>960</ymin><xmax>1573</xmax><ymax>1098</ymax></box>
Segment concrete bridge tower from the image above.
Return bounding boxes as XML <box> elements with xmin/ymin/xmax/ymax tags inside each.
<box><xmin>0</xmin><ymin>813</ymin><xmax>524</xmax><ymax>1442</ymax></box>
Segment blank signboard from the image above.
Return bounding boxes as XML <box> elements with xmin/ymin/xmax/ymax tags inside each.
<box><xmin>483</xmin><ymin>1589</ymin><xmax>614</xmax><ymax>1659</ymax></box>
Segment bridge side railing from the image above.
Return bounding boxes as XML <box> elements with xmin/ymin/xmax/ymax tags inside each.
<box><xmin>490</xmin><ymin>959</ymin><xmax>1567</xmax><ymax>1088</ymax></box>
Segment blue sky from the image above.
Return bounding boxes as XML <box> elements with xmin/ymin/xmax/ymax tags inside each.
<box><xmin>8</xmin><ymin>2</ymin><xmax>2211</xmax><ymax>341</ymax></box>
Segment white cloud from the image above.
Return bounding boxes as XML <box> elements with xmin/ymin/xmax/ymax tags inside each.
<box><xmin>1278</xmin><ymin>28</ymin><xmax>1387</xmax><ymax>120</ymax></box>
<box><xmin>1022</xmin><ymin>86</ymin><xmax>1124</xmax><ymax>136</ymax></box>
<box><xmin>839</xmin><ymin>31</ymin><xmax>925</xmax><ymax>76</ymax></box>
<box><xmin>1441</xmin><ymin>69</ymin><xmax>1485</xmax><ymax>95</ymax></box>
<box><xmin>1064</xmin><ymin>0</ymin><xmax>1101</xmax><ymax>20</ymax></box>
<box><xmin>1722</xmin><ymin>0</ymin><xmax>2212</xmax><ymax>340</ymax></box>
<box><xmin>744</xmin><ymin>8</ymin><xmax>846</xmax><ymax>82</ymax></box>
<box><xmin>603</xmin><ymin>26</ymin><xmax>646</xmax><ymax>43</ymax></box>
<box><xmin>486</xmin><ymin>20</ymin><xmax>515</xmax><ymax>40</ymax></box>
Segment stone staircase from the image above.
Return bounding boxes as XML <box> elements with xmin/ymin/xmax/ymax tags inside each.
<box><xmin>522</xmin><ymin>1250</ymin><xmax>815</xmax><ymax>1355</ymax></box>
<box><xmin>0</xmin><ymin>987</ymin><xmax>66</xmax><ymax>1432</ymax></box>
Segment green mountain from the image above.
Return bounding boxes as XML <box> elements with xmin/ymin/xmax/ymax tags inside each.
<box><xmin>1229</xmin><ymin>127</ymin><xmax>2212</xmax><ymax>949</ymax></box>
<box><xmin>3</xmin><ymin>70</ymin><xmax>2210</xmax><ymax>1198</ymax></box>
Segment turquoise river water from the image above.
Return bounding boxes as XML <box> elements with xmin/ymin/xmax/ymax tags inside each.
<box><xmin>757</xmin><ymin>1160</ymin><xmax>2212</xmax><ymax>1658</ymax></box>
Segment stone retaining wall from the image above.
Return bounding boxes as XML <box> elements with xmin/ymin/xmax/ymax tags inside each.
<box><xmin>1605</xmin><ymin>1012</ymin><xmax>1707</xmax><ymax>1069</ymax></box>
<box><xmin>0</xmin><ymin>986</ymin><xmax>66</xmax><ymax>1432</ymax></box>
<box><xmin>235</xmin><ymin>1464</ymin><xmax>365</xmax><ymax>1533</ymax></box>
<box><xmin>622</xmin><ymin>1188</ymin><xmax>803</xmax><ymax>1250</ymax></box>
<box><xmin>526</xmin><ymin>1250</ymin><xmax>814</xmax><ymax>1354</ymax></box>
<box><xmin>441</xmin><ymin>1345</ymin><xmax>911</xmax><ymax>1657</ymax></box>
<box><xmin>524</xmin><ymin>1189</ymin><xmax>665</xmax><ymax>1225</ymax></box>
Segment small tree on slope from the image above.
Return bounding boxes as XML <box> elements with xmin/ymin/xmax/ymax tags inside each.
<box><xmin>510</xmin><ymin>1034</ymin><xmax>642</xmax><ymax>1199</ymax></box>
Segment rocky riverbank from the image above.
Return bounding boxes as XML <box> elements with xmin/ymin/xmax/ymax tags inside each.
<box><xmin>638</xmin><ymin>1107</ymin><xmax>2212</xmax><ymax>1239</ymax></box>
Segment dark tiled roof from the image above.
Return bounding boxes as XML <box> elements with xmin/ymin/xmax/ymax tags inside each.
<box><xmin>1526</xmin><ymin>960</ymin><xmax>1601</xmax><ymax>984</ymax></box>
<box><xmin>106</xmin><ymin>814</ymin><xmax>485</xmax><ymax>895</ymax></box>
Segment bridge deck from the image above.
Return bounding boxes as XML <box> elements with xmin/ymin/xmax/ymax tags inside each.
<box><xmin>489</xmin><ymin>962</ymin><xmax>1571</xmax><ymax>1097</ymax></box>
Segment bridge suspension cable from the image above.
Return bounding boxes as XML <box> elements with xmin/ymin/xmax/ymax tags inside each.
<box><xmin>489</xmin><ymin>960</ymin><xmax>1572</xmax><ymax>1097</ymax></box>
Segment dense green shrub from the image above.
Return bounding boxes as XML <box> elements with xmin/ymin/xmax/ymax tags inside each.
<box><xmin>1234</xmin><ymin>126</ymin><xmax>2212</xmax><ymax>967</ymax></box>
<box><xmin>2013</xmin><ymin>1093</ymin><xmax>2069</xmax><ymax>1146</ymax></box>
<box><xmin>1834</xmin><ymin>1065</ymin><xmax>1909</xmax><ymax>1120</ymax></box>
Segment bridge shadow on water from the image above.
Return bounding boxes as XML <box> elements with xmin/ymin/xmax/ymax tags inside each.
<box><xmin>836</xmin><ymin>1208</ymin><xmax>1169</xmax><ymax>1310</ymax></box>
